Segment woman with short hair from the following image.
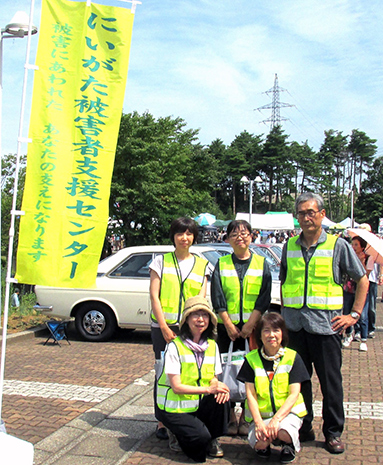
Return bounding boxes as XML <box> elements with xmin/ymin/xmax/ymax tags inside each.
<box><xmin>150</xmin><ymin>217</ymin><xmax>211</xmax><ymax>439</ymax></box>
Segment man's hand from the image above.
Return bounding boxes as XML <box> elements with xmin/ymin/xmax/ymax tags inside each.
<box><xmin>331</xmin><ymin>314</ymin><xmax>359</xmax><ymax>334</ymax></box>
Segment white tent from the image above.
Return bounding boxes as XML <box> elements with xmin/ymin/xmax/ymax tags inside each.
<box><xmin>236</xmin><ymin>212</ymin><xmax>295</xmax><ymax>230</ymax></box>
<box><xmin>339</xmin><ymin>217</ymin><xmax>359</xmax><ymax>228</ymax></box>
<box><xmin>322</xmin><ymin>216</ymin><xmax>336</xmax><ymax>228</ymax></box>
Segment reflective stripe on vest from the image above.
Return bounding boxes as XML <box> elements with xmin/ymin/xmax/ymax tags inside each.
<box><xmin>152</xmin><ymin>253</ymin><xmax>208</xmax><ymax>324</ymax></box>
<box><xmin>156</xmin><ymin>338</ymin><xmax>216</xmax><ymax>413</ymax></box>
<box><xmin>244</xmin><ymin>348</ymin><xmax>307</xmax><ymax>422</ymax></box>
<box><xmin>282</xmin><ymin>234</ymin><xmax>343</xmax><ymax>310</ymax></box>
<box><xmin>218</xmin><ymin>254</ymin><xmax>264</xmax><ymax>324</ymax></box>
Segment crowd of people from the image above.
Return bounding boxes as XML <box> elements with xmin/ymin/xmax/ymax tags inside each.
<box><xmin>148</xmin><ymin>192</ymin><xmax>382</xmax><ymax>463</ymax></box>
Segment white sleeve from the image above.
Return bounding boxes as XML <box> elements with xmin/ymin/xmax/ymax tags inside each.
<box><xmin>164</xmin><ymin>342</ymin><xmax>181</xmax><ymax>375</ymax></box>
<box><xmin>215</xmin><ymin>343</ymin><xmax>223</xmax><ymax>376</ymax></box>
<box><xmin>149</xmin><ymin>254</ymin><xmax>164</xmax><ymax>279</ymax></box>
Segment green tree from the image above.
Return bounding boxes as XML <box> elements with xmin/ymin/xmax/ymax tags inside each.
<box><xmin>1</xmin><ymin>154</ymin><xmax>26</xmax><ymax>264</ymax></box>
<box><xmin>347</xmin><ymin>129</ymin><xmax>377</xmax><ymax>194</ymax></box>
<box><xmin>290</xmin><ymin>141</ymin><xmax>320</xmax><ymax>194</ymax></box>
<box><xmin>109</xmin><ymin>112</ymin><xmax>215</xmax><ymax>245</ymax></box>
<box><xmin>354</xmin><ymin>156</ymin><xmax>383</xmax><ymax>231</ymax></box>
<box><xmin>317</xmin><ymin>130</ymin><xmax>348</xmax><ymax>220</ymax></box>
<box><xmin>259</xmin><ymin>126</ymin><xmax>290</xmax><ymax>210</ymax></box>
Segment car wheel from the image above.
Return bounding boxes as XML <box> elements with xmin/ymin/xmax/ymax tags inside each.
<box><xmin>75</xmin><ymin>302</ymin><xmax>117</xmax><ymax>342</ymax></box>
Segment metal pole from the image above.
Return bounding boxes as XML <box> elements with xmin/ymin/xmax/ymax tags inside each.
<box><xmin>351</xmin><ymin>189</ymin><xmax>354</xmax><ymax>228</ymax></box>
<box><xmin>0</xmin><ymin>0</ymin><xmax>37</xmax><ymax>421</ymax></box>
<box><xmin>249</xmin><ymin>179</ymin><xmax>253</xmax><ymax>225</ymax></box>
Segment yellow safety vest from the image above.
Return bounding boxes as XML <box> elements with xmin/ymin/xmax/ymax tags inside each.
<box><xmin>244</xmin><ymin>348</ymin><xmax>307</xmax><ymax>422</ymax></box>
<box><xmin>156</xmin><ymin>337</ymin><xmax>217</xmax><ymax>413</ymax></box>
<box><xmin>282</xmin><ymin>234</ymin><xmax>343</xmax><ymax>310</ymax></box>
<box><xmin>152</xmin><ymin>252</ymin><xmax>208</xmax><ymax>325</ymax></box>
<box><xmin>218</xmin><ymin>253</ymin><xmax>264</xmax><ymax>324</ymax></box>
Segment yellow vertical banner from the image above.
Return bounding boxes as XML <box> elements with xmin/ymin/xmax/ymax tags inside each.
<box><xmin>15</xmin><ymin>0</ymin><xmax>136</xmax><ymax>288</ymax></box>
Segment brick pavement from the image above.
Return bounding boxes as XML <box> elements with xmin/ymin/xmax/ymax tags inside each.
<box><xmin>1</xmin><ymin>325</ymin><xmax>154</xmax><ymax>444</ymax></box>
<box><xmin>1</xmin><ymin>288</ymin><xmax>383</xmax><ymax>464</ymax></box>
<box><xmin>126</xmin><ymin>289</ymin><xmax>383</xmax><ymax>465</ymax></box>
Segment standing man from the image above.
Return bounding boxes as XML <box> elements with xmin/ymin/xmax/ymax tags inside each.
<box><xmin>280</xmin><ymin>192</ymin><xmax>369</xmax><ymax>454</ymax></box>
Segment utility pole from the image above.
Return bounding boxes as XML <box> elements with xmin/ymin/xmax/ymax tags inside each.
<box><xmin>255</xmin><ymin>73</ymin><xmax>294</xmax><ymax>130</ymax></box>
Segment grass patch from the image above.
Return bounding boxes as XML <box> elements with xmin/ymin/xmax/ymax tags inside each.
<box><xmin>2</xmin><ymin>292</ymin><xmax>50</xmax><ymax>334</ymax></box>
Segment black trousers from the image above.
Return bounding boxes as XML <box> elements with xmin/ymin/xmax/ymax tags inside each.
<box><xmin>288</xmin><ymin>329</ymin><xmax>344</xmax><ymax>439</ymax></box>
<box><xmin>156</xmin><ymin>394</ymin><xmax>230</xmax><ymax>462</ymax></box>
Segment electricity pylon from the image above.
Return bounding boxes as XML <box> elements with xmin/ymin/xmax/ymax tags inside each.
<box><xmin>255</xmin><ymin>73</ymin><xmax>294</xmax><ymax>130</ymax></box>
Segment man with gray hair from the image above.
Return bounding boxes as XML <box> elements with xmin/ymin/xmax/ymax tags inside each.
<box><xmin>279</xmin><ymin>192</ymin><xmax>369</xmax><ymax>454</ymax></box>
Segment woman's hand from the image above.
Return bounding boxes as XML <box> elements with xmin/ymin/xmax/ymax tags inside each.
<box><xmin>255</xmin><ymin>421</ymin><xmax>269</xmax><ymax>442</ymax></box>
<box><xmin>225</xmin><ymin>321</ymin><xmax>241</xmax><ymax>341</ymax></box>
<box><xmin>265</xmin><ymin>416</ymin><xmax>280</xmax><ymax>440</ymax></box>
<box><xmin>240</xmin><ymin>321</ymin><xmax>254</xmax><ymax>339</ymax></box>
<box><xmin>208</xmin><ymin>378</ymin><xmax>230</xmax><ymax>403</ymax></box>
<box><xmin>160</xmin><ymin>325</ymin><xmax>177</xmax><ymax>344</ymax></box>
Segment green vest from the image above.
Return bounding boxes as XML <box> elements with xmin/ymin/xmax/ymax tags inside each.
<box><xmin>282</xmin><ymin>234</ymin><xmax>343</xmax><ymax>310</ymax></box>
<box><xmin>156</xmin><ymin>337</ymin><xmax>216</xmax><ymax>413</ymax></box>
<box><xmin>218</xmin><ymin>253</ymin><xmax>264</xmax><ymax>324</ymax></box>
<box><xmin>152</xmin><ymin>252</ymin><xmax>208</xmax><ymax>325</ymax></box>
<box><xmin>244</xmin><ymin>348</ymin><xmax>307</xmax><ymax>422</ymax></box>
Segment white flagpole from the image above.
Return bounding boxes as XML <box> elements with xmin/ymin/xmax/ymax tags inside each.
<box><xmin>0</xmin><ymin>0</ymin><xmax>38</xmax><ymax>421</ymax></box>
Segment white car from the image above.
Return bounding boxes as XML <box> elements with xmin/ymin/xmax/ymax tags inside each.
<box><xmin>35</xmin><ymin>245</ymin><xmax>220</xmax><ymax>342</ymax></box>
<box><xmin>35</xmin><ymin>244</ymin><xmax>281</xmax><ymax>342</ymax></box>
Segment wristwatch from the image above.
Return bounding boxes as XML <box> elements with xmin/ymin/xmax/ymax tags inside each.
<box><xmin>350</xmin><ymin>311</ymin><xmax>360</xmax><ymax>320</ymax></box>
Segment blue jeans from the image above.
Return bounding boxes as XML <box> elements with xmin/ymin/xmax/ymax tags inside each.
<box><xmin>368</xmin><ymin>281</ymin><xmax>378</xmax><ymax>333</ymax></box>
<box><xmin>354</xmin><ymin>293</ymin><xmax>369</xmax><ymax>340</ymax></box>
<box><xmin>344</xmin><ymin>290</ymin><xmax>369</xmax><ymax>340</ymax></box>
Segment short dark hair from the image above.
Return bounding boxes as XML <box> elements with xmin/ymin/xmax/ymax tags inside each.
<box><xmin>352</xmin><ymin>236</ymin><xmax>367</xmax><ymax>250</ymax></box>
<box><xmin>180</xmin><ymin>316</ymin><xmax>217</xmax><ymax>341</ymax></box>
<box><xmin>255</xmin><ymin>312</ymin><xmax>289</xmax><ymax>349</ymax></box>
<box><xmin>227</xmin><ymin>219</ymin><xmax>252</xmax><ymax>237</ymax></box>
<box><xmin>169</xmin><ymin>217</ymin><xmax>199</xmax><ymax>245</ymax></box>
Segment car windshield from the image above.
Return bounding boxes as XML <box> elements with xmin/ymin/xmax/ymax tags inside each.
<box><xmin>270</xmin><ymin>245</ymin><xmax>282</xmax><ymax>259</ymax></box>
<box><xmin>201</xmin><ymin>250</ymin><xmax>222</xmax><ymax>268</ymax></box>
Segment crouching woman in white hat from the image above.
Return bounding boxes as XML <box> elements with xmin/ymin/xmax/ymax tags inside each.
<box><xmin>156</xmin><ymin>296</ymin><xmax>230</xmax><ymax>462</ymax></box>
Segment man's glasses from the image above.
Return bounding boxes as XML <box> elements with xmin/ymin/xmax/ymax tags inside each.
<box><xmin>229</xmin><ymin>231</ymin><xmax>251</xmax><ymax>239</ymax></box>
<box><xmin>297</xmin><ymin>210</ymin><xmax>320</xmax><ymax>219</ymax></box>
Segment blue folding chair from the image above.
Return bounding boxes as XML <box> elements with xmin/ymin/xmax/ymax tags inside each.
<box><xmin>44</xmin><ymin>320</ymin><xmax>70</xmax><ymax>347</ymax></box>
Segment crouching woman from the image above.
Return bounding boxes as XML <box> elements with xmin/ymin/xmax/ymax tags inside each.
<box><xmin>237</xmin><ymin>312</ymin><xmax>309</xmax><ymax>463</ymax></box>
<box><xmin>156</xmin><ymin>296</ymin><xmax>230</xmax><ymax>463</ymax></box>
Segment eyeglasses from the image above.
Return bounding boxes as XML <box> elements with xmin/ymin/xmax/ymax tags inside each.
<box><xmin>297</xmin><ymin>210</ymin><xmax>320</xmax><ymax>219</ymax></box>
<box><xmin>229</xmin><ymin>231</ymin><xmax>251</xmax><ymax>239</ymax></box>
<box><xmin>190</xmin><ymin>311</ymin><xmax>210</xmax><ymax>319</ymax></box>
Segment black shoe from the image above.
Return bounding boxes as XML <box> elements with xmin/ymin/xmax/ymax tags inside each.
<box><xmin>325</xmin><ymin>436</ymin><xmax>345</xmax><ymax>454</ymax></box>
<box><xmin>255</xmin><ymin>446</ymin><xmax>271</xmax><ymax>459</ymax></box>
<box><xmin>208</xmin><ymin>439</ymin><xmax>224</xmax><ymax>457</ymax></box>
<box><xmin>280</xmin><ymin>443</ymin><xmax>295</xmax><ymax>463</ymax></box>
<box><xmin>155</xmin><ymin>426</ymin><xmax>168</xmax><ymax>440</ymax></box>
<box><xmin>299</xmin><ymin>428</ymin><xmax>315</xmax><ymax>442</ymax></box>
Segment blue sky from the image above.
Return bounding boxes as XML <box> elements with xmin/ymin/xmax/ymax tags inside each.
<box><xmin>1</xmin><ymin>0</ymin><xmax>383</xmax><ymax>157</ymax></box>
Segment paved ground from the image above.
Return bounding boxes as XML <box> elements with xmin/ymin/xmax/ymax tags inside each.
<box><xmin>1</xmin><ymin>287</ymin><xmax>383</xmax><ymax>464</ymax></box>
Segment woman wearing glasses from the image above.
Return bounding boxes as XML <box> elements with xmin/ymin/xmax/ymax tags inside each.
<box><xmin>211</xmin><ymin>219</ymin><xmax>272</xmax><ymax>436</ymax></box>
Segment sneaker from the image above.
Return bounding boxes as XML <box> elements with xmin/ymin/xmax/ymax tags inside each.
<box><xmin>168</xmin><ymin>430</ymin><xmax>182</xmax><ymax>452</ymax></box>
<box><xmin>342</xmin><ymin>334</ymin><xmax>353</xmax><ymax>348</ymax></box>
<box><xmin>280</xmin><ymin>443</ymin><xmax>295</xmax><ymax>463</ymax></box>
<box><xmin>155</xmin><ymin>425</ymin><xmax>168</xmax><ymax>440</ymax></box>
<box><xmin>354</xmin><ymin>332</ymin><xmax>361</xmax><ymax>342</ymax></box>
<box><xmin>368</xmin><ymin>331</ymin><xmax>375</xmax><ymax>339</ymax></box>
<box><xmin>255</xmin><ymin>446</ymin><xmax>271</xmax><ymax>459</ymax></box>
<box><xmin>359</xmin><ymin>342</ymin><xmax>368</xmax><ymax>352</ymax></box>
<box><xmin>208</xmin><ymin>438</ymin><xmax>224</xmax><ymax>458</ymax></box>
